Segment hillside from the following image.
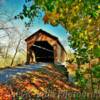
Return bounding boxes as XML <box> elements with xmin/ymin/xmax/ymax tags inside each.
<box><xmin>0</xmin><ymin>64</ymin><xmax>79</xmax><ymax>99</ymax></box>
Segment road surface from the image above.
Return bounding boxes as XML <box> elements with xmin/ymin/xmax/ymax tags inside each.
<box><xmin>0</xmin><ymin>63</ymin><xmax>48</xmax><ymax>83</ymax></box>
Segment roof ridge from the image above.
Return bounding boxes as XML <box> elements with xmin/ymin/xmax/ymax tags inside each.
<box><xmin>25</xmin><ymin>29</ymin><xmax>67</xmax><ymax>53</ymax></box>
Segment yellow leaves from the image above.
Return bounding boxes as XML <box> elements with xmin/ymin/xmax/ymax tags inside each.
<box><xmin>84</xmin><ymin>30</ymin><xmax>87</xmax><ymax>35</ymax></box>
<box><xmin>59</xmin><ymin>8</ymin><xmax>63</xmax><ymax>13</ymax></box>
<box><xmin>30</xmin><ymin>86</ymin><xmax>40</xmax><ymax>94</ymax></box>
<box><xmin>39</xmin><ymin>87</ymin><xmax>45</xmax><ymax>91</ymax></box>
<box><xmin>51</xmin><ymin>12</ymin><xmax>59</xmax><ymax>19</ymax></box>
<box><xmin>31</xmin><ymin>77</ymin><xmax>37</xmax><ymax>83</ymax></box>
<box><xmin>98</xmin><ymin>5</ymin><xmax>100</xmax><ymax>9</ymax></box>
<box><xmin>67</xmin><ymin>20</ymin><xmax>74</xmax><ymax>30</ymax></box>
<box><xmin>98</xmin><ymin>45</ymin><xmax>100</xmax><ymax>48</ymax></box>
<box><xmin>65</xmin><ymin>8</ymin><xmax>68</xmax><ymax>12</ymax></box>
<box><xmin>75</xmin><ymin>5</ymin><xmax>79</xmax><ymax>9</ymax></box>
<box><xmin>74</xmin><ymin>82</ymin><xmax>78</xmax><ymax>85</ymax></box>
<box><xmin>75</xmin><ymin>5</ymin><xmax>79</xmax><ymax>12</ymax></box>
<box><xmin>88</xmin><ymin>42</ymin><xmax>94</xmax><ymax>50</ymax></box>
<box><xmin>79</xmin><ymin>32</ymin><xmax>84</xmax><ymax>38</ymax></box>
<box><xmin>88</xmin><ymin>19</ymin><xmax>92</xmax><ymax>23</ymax></box>
<box><xmin>60</xmin><ymin>13</ymin><xmax>64</xmax><ymax>19</ymax></box>
<box><xmin>79</xmin><ymin>31</ymin><xmax>89</xmax><ymax>41</ymax></box>
<box><xmin>50</xmin><ymin>20</ymin><xmax>56</xmax><ymax>25</ymax></box>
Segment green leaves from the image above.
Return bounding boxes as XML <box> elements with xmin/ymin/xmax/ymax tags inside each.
<box><xmin>19</xmin><ymin>15</ymin><xmax>24</xmax><ymax>20</ymax></box>
<box><xmin>93</xmin><ymin>47</ymin><xmax>100</xmax><ymax>58</ymax></box>
<box><xmin>18</xmin><ymin>0</ymin><xmax>100</xmax><ymax>65</ymax></box>
<box><xmin>75</xmin><ymin>68</ymin><xmax>87</xmax><ymax>88</ymax></box>
<box><xmin>92</xmin><ymin>64</ymin><xmax>100</xmax><ymax>78</ymax></box>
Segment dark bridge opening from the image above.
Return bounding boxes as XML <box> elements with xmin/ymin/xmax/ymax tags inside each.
<box><xmin>31</xmin><ymin>41</ymin><xmax>54</xmax><ymax>62</ymax></box>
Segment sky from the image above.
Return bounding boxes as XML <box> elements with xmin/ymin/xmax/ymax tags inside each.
<box><xmin>0</xmin><ymin>0</ymin><xmax>70</xmax><ymax>52</ymax></box>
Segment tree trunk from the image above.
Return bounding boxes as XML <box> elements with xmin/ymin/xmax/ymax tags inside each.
<box><xmin>5</xmin><ymin>42</ymin><xmax>10</xmax><ymax>58</ymax></box>
<box><xmin>10</xmin><ymin>39</ymin><xmax>21</xmax><ymax>66</ymax></box>
<box><xmin>89</xmin><ymin>62</ymin><xmax>94</xmax><ymax>95</ymax></box>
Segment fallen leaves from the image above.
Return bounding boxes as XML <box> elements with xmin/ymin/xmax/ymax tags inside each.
<box><xmin>0</xmin><ymin>84</ymin><xmax>12</xmax><ymax>100</ymax></box>
<box><xmin>0</xmin><ymin>64</ymin><xmax>80</xmax><ymax>99</ymax></box>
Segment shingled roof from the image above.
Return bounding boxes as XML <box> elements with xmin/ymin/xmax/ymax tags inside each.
<box><xmin>25</xmin><ymin>29</ymin><xmax>67</xmax><ymax>53</ymax></box>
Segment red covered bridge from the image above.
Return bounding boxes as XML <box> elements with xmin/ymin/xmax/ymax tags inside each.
<box><xmin>25</xmin><ymin>29</ymin><xmax>67</xmax><ymax>64</ymax></box>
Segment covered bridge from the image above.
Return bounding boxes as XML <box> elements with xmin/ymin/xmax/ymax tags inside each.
<box><xmin>25</xmin><ymin>29</ymin><xmax>67</xmax><ymax>64</ymax></box>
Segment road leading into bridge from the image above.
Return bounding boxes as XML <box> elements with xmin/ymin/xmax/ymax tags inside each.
<box><xmin>0</xmin><ymin>63</ymin><xmax>48</xmax><ymax>83</ymax></box>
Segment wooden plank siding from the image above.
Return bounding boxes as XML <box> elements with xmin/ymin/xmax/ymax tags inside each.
<box><xmin>25</xmin><ymin>29</ymin><xmax>67</xmax><ymax>64</ymax></box>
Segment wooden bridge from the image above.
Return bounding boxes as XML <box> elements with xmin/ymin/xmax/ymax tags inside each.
<box><xmin>25</xmin><ymin>29</ymin><xmax>67</xmax><ymax>64</ymax></box>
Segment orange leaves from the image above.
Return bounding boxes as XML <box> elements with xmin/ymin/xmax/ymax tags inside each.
<box><xmin>0</xmin><ymin>85</ymin><xmax>12</xmax><ymax>100</ymax></box>
<box><xmin>31</xmin><ymin>78</ymin><xmax>42</xmax><ymax>87</ymax></box>
<box><xmin>43</xmin><ymin>11</ymin><xmax>59</xmax><ymax>26</ymax></box>
<box><xmin>43</xmin><ymin>14</ymin><xmax>49</xmax><ymax>23</ymax></box>
<box><xmin>55</xmin><ymin>80</ymin><xmax>66</xmax><ymax>89</ymax></box>
<box><xmin>0</xmin><ymin>64</ymin><xmax>80</xmax><ymax>99</ymax></box>
<box><xmin>22</xmin><ymin>79</ymin><xmax>30</xmax><ymax>86</ymax></box>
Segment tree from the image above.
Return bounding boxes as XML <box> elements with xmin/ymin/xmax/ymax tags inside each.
<box><xmin>18</xmin><ymin>0</ymin><xmax>100</xmax><ymax>62</ymax></box>
<box><xmin>0</xmin><ymin>11</ymin><xmax>28</xmax><ymax>67</ymax></box>
<box><xmin>18</xmin><ymin>0</ymin><xmax>100</xmax><ymax>93</ymax></box>
<box><xmin>10</xmin><ymin>28</ymin><xmax>28</xmax><ymax>66</ymax></box>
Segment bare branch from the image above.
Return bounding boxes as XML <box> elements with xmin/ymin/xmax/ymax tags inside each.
<box><xmin>0</xmin><ymin>35</ymin><xmax>8</xmax><ymax>38</ymax></box>
<box><xmin>0</xmin><ymin>27</ymin><xmax>14</xmax><ymax>30</ymax></box>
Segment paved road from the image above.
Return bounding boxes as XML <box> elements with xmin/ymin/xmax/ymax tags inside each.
<box><xmin>0</xmin><ymin>63</ymin><xmax>48</xmax><ymax>83</ymax></box>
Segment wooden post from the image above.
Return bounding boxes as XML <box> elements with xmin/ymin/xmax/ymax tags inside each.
<box><xmin>26</xmin><ymin>44</ymin><xmax>30</xmax><ymax>64</ymax></box>
<box><xmin>53</xmin><ymin>44</ymin><xmax>57</xmax><ymax>63</ymax></box>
